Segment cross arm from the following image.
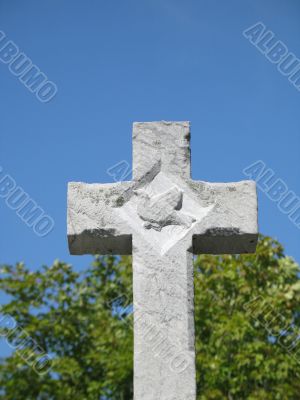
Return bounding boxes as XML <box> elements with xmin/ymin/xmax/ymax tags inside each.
<box><xmin>67</xmin><ymin>181</ymin><xmax>134</xmax><ymax>255</ymax></box>
<box><xmin>190</xmin><ymin>180</ymin><xmax>258</xmax><ymax>254</ymax></box>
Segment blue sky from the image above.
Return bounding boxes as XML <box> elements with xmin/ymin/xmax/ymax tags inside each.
<box><xmin>0</xmin><ymin>0</ymin><xmax>299</xmax><ymax>282</ymax></box>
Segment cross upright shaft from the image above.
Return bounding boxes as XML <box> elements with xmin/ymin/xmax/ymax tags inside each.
<box><xmin>68</xmin><ymin>121</ymin><xmax>258</xmax><ymax>400</ymax></box>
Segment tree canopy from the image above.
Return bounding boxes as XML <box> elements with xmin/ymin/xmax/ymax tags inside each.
<box><xmin>0</xmin><ymin>235</ymin><xmax>300</xmax><ymax>399</ymax></box>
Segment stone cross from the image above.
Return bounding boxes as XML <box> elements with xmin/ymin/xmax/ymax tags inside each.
<box><xmin>67</xmin><ymin>121</ymin><xmax>258</xmax><ymax>400</ymax></box>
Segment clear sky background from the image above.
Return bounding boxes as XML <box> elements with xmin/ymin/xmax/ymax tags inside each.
<box><xmin>0</xmin><ymin>0</ymin><xmax>299</xmax><ymax>315</ymax></box>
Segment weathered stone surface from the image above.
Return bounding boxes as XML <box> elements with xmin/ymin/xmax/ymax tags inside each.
<box><xmin>67</xmin><ymin>121</ymin><xmax>258</xmax><ymax>400</ymax></box>
<box><xmin>68</xmin><ymin>181</ymin><xmax>133</xmax><ymax>254</ymax></box>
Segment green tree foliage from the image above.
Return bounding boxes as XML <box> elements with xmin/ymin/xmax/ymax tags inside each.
<box><xmin>0</xmin><ymin>236</ymin><xmax>299</xmax><ymax>399</ymax></box>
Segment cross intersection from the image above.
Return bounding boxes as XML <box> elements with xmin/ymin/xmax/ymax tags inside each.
<box><xmin>68</xmin><ymin>121</ymin><xmax>258</xmax><ymax>400</ymax></box>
